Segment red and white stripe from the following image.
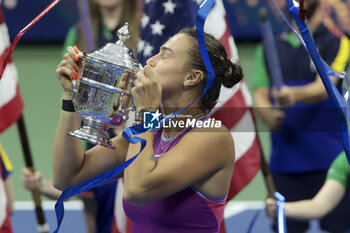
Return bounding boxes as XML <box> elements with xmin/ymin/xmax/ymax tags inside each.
<box><xmin>0</xmin><ymin>1</ymin><xmax>23</xmax><ymax>133</ymax></box>
<box><xmin>205</xmin><ymin>1</ymin><xmax>261</xmax><ymax>232</ymax></box>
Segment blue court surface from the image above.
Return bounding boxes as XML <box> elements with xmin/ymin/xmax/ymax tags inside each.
<box><xmin>11</xmin><ymin>201</ymin><xmax>334</xmax><ymax>233</ymax></box>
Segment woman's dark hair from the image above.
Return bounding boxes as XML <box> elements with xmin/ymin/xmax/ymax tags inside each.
<box><xmin>179</xmin><ymin>28</ymin><xmax>243</xmax><ymax>112</ymax></box>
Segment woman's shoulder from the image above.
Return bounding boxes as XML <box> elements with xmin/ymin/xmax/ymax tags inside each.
<box><xmin>192</xmin><ymin>121</ymin><xmax>232</xmax><ymax>136</ymax></box>
<box><xmin>184</xmin><ymin>124</ymin><xmax>235</xmax><ymax>161</ymax></box>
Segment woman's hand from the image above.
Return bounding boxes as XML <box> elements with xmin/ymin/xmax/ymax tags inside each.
<box><xmin>265</xmin><ymin>197</ymin><xmax>277</xmax><ymax>218</ymax></box>
<box><xmin>131</xmin><ymin>66</ymin><xmax>162</xmax><ymax>112</ymax></box>
<box><xmin>56</xmin><ymin>46</ymin><xmax>82</xmax><ymax>94</ymax></box>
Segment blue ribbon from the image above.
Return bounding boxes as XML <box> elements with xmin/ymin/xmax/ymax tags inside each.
<box><xmin>272</xmin><ymin>0</ymin><xmax>346</xmax><ymax>81</ymax></box>
<box><xmin>53</xmin><ymin>0</ymin><xmax>217</xmax><ymax>232</ymax></box>
<box><xmin>196</xmin><ymin>0</ymin><xmax>216</xmax><ymax>94</ymax></box>
<box><xmin>54</xmin><ymin>133</ymin><xmax>144</xmax><ymax>233</ymax></box>
<box><xmin>272</xmin><ymin>0</ymin><xmax>350</xmax><ymax>164</ymax></box>
<box><xmin>275</xmin><ymin>192</ymin><xmax>287</xmax><ymax>233</ymax></box>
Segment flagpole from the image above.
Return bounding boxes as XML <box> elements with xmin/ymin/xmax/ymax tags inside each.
<box><xmin>255</xmin><ymin>131</ymin><xmax>275</xmax><ymax>198</ymax></box>
<box><xmin>257</xmin><ymin>7</ymin><xmax>279</xmax><ymax>198</ymax></box>
<box><xmin>251</xmin><ymin>106</ymin><xmax>275</xmax><ymax>197</ymax></box>
<box><xmin>76</xmin><ymin>0</ymin><xmax>95</xmax><ymax>51</ymax></box>
<box><xmin>17</xmin><ymin>115</ymin><xmax>49</xmax><ymax>233</ymax></box>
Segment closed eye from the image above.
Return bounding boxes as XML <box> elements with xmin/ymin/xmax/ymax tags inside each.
<box><xmin>159</xmin><ymin>46</ymin><xmax>174</xmax><ymax>59</ymax></box>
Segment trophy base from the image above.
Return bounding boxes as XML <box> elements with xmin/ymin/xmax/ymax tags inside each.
<box><xmin>68</xmin><ymin>117</ymin><xmax>115</xmax><ymax>149</ymax></box>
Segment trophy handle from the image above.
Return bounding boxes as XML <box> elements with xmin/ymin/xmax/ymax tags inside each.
<box><xmin>123</xmin><ymin>104</ymin><xmax>136</xmax><ymax>119</ymax></box>
<box><xmin>108</xmin><ymin>103</ymin><xmax>135</xmax><ymax>126</ymax></box>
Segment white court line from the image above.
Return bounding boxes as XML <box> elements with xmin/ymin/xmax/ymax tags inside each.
<box><xmin>224</xmin><ymin>201</ymin><xmax>264</xmax><ymax>219</ymax></box>
<box><xmin>14</xmin><ymin>201</ymin><xmax>83</xmax><ymax>210</ymax></box>
<box><xmin>15</xmin><ymin>200</ymin><xmax>264</xmax><ymax>217</ymax></box>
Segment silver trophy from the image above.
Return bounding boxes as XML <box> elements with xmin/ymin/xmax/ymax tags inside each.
<box><xmin>69</xmin><ymin>23</ymin><xmax>141</xmax><ymax>149</ymax></box>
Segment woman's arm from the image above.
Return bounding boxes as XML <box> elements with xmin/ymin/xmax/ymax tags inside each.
<box><xmin>123</xmin><ymin>128</ymin><xmax>235</xmax><ymax>205</ymax></box>
<box><xmin>53</xmin><ymin>99</ymin><xmax>129</xmax><ymax>190</ymax></box>
<box><xmin>53</xmin><ymin>46</ymin><xmax>129</xmax><ymax>190</ymax></box>
<box><xmin>53</xmin><ymin>93</ymin><xmax>85</xmax><ymax>190</ymax></box>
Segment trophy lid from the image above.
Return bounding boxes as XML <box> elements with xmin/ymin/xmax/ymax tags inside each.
<box><xmin>84</xmin><ymin>23</ymin><xmax>141</xmax><ymax>72</ymax></box>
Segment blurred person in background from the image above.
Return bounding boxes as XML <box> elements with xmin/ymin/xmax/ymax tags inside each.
<box><xmin>319</xmin><ymin>0</ymin><xmax>350</xmax><ymax>38</ymax></box>
<box><xmin>62</xmin><ymin>0</ymin><xmax>140</xmax><ymax>55</ymax></box>
<box><xmin>266</xmin><ymin>150</ymin><xmax>350</xmax><ymax>233</ymax></box>
<box><xmin>253</xmin><ymin>0</ymin><xmax>350</xmax><ymax>232</ymax></box>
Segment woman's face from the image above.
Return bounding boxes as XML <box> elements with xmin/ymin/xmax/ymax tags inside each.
<box><xmin>145</xmin><ymin>33</ymin><xmax>192</xmax><ymax>98</ymax></box>
<box><xmin>94</xmin><ymin>0</ymin><xmax>123</xmax><ymax>8</ymax></box>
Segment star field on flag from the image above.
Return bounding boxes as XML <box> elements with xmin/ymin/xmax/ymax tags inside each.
<box><xmin>137</xmin><ymin>0</ymin><xmax>200</xmax><ymax>66</ymax></box>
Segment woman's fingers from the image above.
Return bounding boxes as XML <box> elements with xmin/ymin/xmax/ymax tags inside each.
<box><xmin>56</xmin><ymin>45</ymin><xmax>84</xmax><ymax>92</ymax></box>
<box><xmin>118</xmin><ymin>73</ymin><xmax>131</xmax><ymax>90</ymax></box>
<box><xmin>67</xmin><ymin>46</ymin><xmax>82</xmax><ymax>74</ymax></box>
<box><xmin>57</xmin><ymin>60</ymin><xmax>76</xmax><ymax>78</ymax></box>
<box><xmin>63</xmin><ymin>52</ymin><xmax>78</xmax><ymax>72</ymax></box>
<box><xmin>135</xmin><ymin>69</ymin><xmax>159</xmax><ymax>90</ymax></box>
<box><xmin>56</xmin><ymin>65</ymin><xmax>75</xmax><ymax>83</ymax></box>
<box><xmin>131</xmin><ymin>69</ymin><xmax>161</xmax><ymax>111</ymax></box>
<box><xmin>135</xmin><ymin>70</ymin><xmax>148</xmax><ymax>84</ymax></box>
<box><xmin>67</xmin><ymin>46</ymin><xmax>79</xmax><ymax>62</ymax></box>
<box><xmin>143</xmin><ymin>65</ymin><xmax>156</xmax><ymax>81</ymax></box>
<box><xmin>56</xmin><ymin>64</ymin><xmax>75</xmax><ymax>92</ymax></box>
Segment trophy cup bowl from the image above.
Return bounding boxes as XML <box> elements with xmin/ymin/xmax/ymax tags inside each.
<box><xmin>68</xmin><ymin>23</ymin><xmax>141</xmax><ymax>149</ymax></box>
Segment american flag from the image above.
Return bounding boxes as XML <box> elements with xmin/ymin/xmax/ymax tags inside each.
<box><xmin>137</xmin><ymin>0</ymin><xmax>199</xmax><ymax>65</ymax></box>
<box><xmin>114</xmin><ymin>1</ymin><xmax>261</xmax><ymax>233</ymax></box>
<box><xmin>205</xmin><ymin>1</ymin><xmax>261</xmax><ymax>232</ymax></box>
<box><xmin>0</xmin><ymin>1</ymin><xmax>23</xmax><ymax>133</ymax></box>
